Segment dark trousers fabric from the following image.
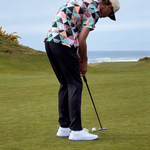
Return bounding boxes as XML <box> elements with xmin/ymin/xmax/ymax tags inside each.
<box><xmin>45</xmin><ymin>41</ymin><xmax>83</xmax><ymax>131</ymax></box>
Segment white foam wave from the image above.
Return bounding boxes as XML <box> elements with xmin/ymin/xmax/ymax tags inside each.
<box><xmin>88</xmin><ymin>57</ymin><xmax>138</xmax><ymax>64</ymax></box>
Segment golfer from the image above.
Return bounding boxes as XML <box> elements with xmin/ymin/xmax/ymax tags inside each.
<box><xmin>44</xmin><ymin>0</ymin><xmax>120</xmax><ymax>141</ymax></box>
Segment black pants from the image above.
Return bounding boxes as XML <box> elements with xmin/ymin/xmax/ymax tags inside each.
<box><xmin>45</xmin><ymin>41</ymin><xmax>83</xmax><ymax>131</ymax></box>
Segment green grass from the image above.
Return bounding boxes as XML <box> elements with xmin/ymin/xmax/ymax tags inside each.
<box><xmin>0</xmin><ymin>37</ymin><xmax>150</xmax><ymax>150</ymax></box>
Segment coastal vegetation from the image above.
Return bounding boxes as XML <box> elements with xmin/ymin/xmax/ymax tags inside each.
<box><xmin>0</xmin><ymin>27</ymin><xmax>21</xmax><ymax>44</ymax></box>
<box><xmin>138</xmin><ymin>57</ymin><xmax>150</xmax><ymax>61</ymax></box>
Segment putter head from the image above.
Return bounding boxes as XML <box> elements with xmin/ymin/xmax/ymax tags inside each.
<box><xmin>98</xmin><ymin>128</ymin><xmax>107</xmax><ymax>132</ymax></box>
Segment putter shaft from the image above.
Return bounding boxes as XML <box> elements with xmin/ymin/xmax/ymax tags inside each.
<box><xmin>83</xmin><ymin>76</ymin><xmax>106</xmax><ymax>131</ymax></box>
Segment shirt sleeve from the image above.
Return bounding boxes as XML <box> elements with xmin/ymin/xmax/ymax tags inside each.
<box><xmin>83</xmin><ymin>8</ymin><xmax>100</xmax><ymax>31</ymax></box>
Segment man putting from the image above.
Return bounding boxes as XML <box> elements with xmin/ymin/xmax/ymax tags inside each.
<box><xmin>44</xmin><ymin>0</ymin><xmax>120</xmax><ymax>141</ymax></box>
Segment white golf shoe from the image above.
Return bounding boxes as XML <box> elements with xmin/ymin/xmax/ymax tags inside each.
<box><xmin>69</xmin><ymin>128</ymin><xmax>98</xmax><ymax>141</ymax></box>
<box><xmin>56</xmin><ymin>127</ymin><xmax>71</xmax><ymax>137</ymax></box>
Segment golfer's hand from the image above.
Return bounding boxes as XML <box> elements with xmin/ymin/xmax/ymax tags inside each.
<box><xmin>79</xmin><ymin>61</ymin><xmax>87</xmax><ymax>77</ymax></box>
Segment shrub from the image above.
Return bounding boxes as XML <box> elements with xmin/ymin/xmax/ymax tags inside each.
<box><xmin>138</xmin><ymin>57</ymin><xmax>150</xmax><ymax>61</ymax></box>
<box><xmin>0</xmin><ymin>27</ymin><xmax>21</xmax><ymax>44</ymax></box>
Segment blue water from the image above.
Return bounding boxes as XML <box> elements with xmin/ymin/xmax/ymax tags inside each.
<box><xmin>87</xmin><ymin>51</ymin><xmax>150</xmax><ymax>64</ymax></box>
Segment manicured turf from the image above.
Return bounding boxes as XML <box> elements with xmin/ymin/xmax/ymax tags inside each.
<box><xmin>0</xmin><ymin>45</ymin><xmax>150</xmax><ymax>149</ymax></box>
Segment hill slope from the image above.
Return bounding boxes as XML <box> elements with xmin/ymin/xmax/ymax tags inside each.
<box><xmin>0</xmin><ymin>36</ymin><xmax>43</xmax><ymax>55</ymax></box>
<box><xmin>0</xmin><ymin>36</ymin><xmax>52</xmax><ymax>73</ymax></box>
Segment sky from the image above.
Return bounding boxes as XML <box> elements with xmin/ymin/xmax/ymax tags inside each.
<box><xmin>0</xmin><ymin>0</ymin><xmax>150</xmax><ymax>52</ymax></box>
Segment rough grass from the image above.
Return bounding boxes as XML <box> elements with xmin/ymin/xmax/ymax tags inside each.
<box><xmin>0</xmin><ymin>38</ymin><xmax>150</xmax><ymax>150</ymax></box>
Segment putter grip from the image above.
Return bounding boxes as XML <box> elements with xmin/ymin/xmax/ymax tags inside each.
<box><xmin>83</xmin><ymin>76</ymin><xmax>87</xmax><ymax>83</ymax></box>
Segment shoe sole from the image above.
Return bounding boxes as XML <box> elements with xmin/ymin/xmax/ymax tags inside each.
<box><xmin>57</xmin><ymin>135</ymin><xmax>70</xmax><ymax>137</ymax></box>
<box><xmin>69</xmin><ymin>137</ymin><xmax>98</xmax><ymax>141</ymax></box>
<box><xmin>57</xmin><ymin>133</ymin><xmax>70</xmax><ymax>137</ymax></box>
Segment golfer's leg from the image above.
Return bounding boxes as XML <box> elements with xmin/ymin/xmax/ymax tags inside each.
<box><xmin>58</xmin><ymin>81</ymin><xmax>70</xmax><ymax>127</ymax></box>
<box><xmin>68</xmin><ymin>80</ymin><xmax>83</xmax><ymax>131</ymax></box>
<box><xmin>45</xmin><ymin>41</ymin><xmax>70</xmax><ymax>127</ymax></box>
<box><xmin>50</xmin><ymin>42</ymin><xmax>83</xmax><ymax>131</ymax></box>
<box><xmin>67</xmin><ymin>58</ymin><xmax>83</xmax><ymax>131</ymax></box>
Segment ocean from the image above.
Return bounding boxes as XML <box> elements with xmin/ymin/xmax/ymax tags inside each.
<box><xmin>87</xmin><ymin>51</ymin><xmax>150</xmax><ymax>64</ymax></box>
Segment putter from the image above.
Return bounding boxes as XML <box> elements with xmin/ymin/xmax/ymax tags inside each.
<box><xmin>83</xmin><ymin>76</ymin><xmax>107</xmax><ymax>132</ymax></box>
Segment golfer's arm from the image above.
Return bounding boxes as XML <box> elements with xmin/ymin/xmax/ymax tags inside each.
<box><xmin>78</xmin><ymin>26</ymin><xmax>90</xmax><ymax>62</ymax></box>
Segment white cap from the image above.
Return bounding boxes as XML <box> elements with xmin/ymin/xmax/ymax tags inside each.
<box><xmin>109</xmin><ymin>0</ymin><xmax>120</xmax><ymax>21</ymax></box>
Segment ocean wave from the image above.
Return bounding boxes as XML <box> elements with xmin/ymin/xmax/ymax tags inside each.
<box><xmin>87</xmin><ymin>51</ymin><xmax>150</xmax><ymax>64</ymax></box>
<box><xmin>88</xmin><ymin>57</ymin><xmax>138</xmax><ymax>64</ymax></box>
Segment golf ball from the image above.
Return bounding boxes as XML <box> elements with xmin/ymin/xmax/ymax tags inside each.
<box><xmin>92</xmin><ymin>127</ymin><xmax>96</xmax><ymax>132</ymax></box>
